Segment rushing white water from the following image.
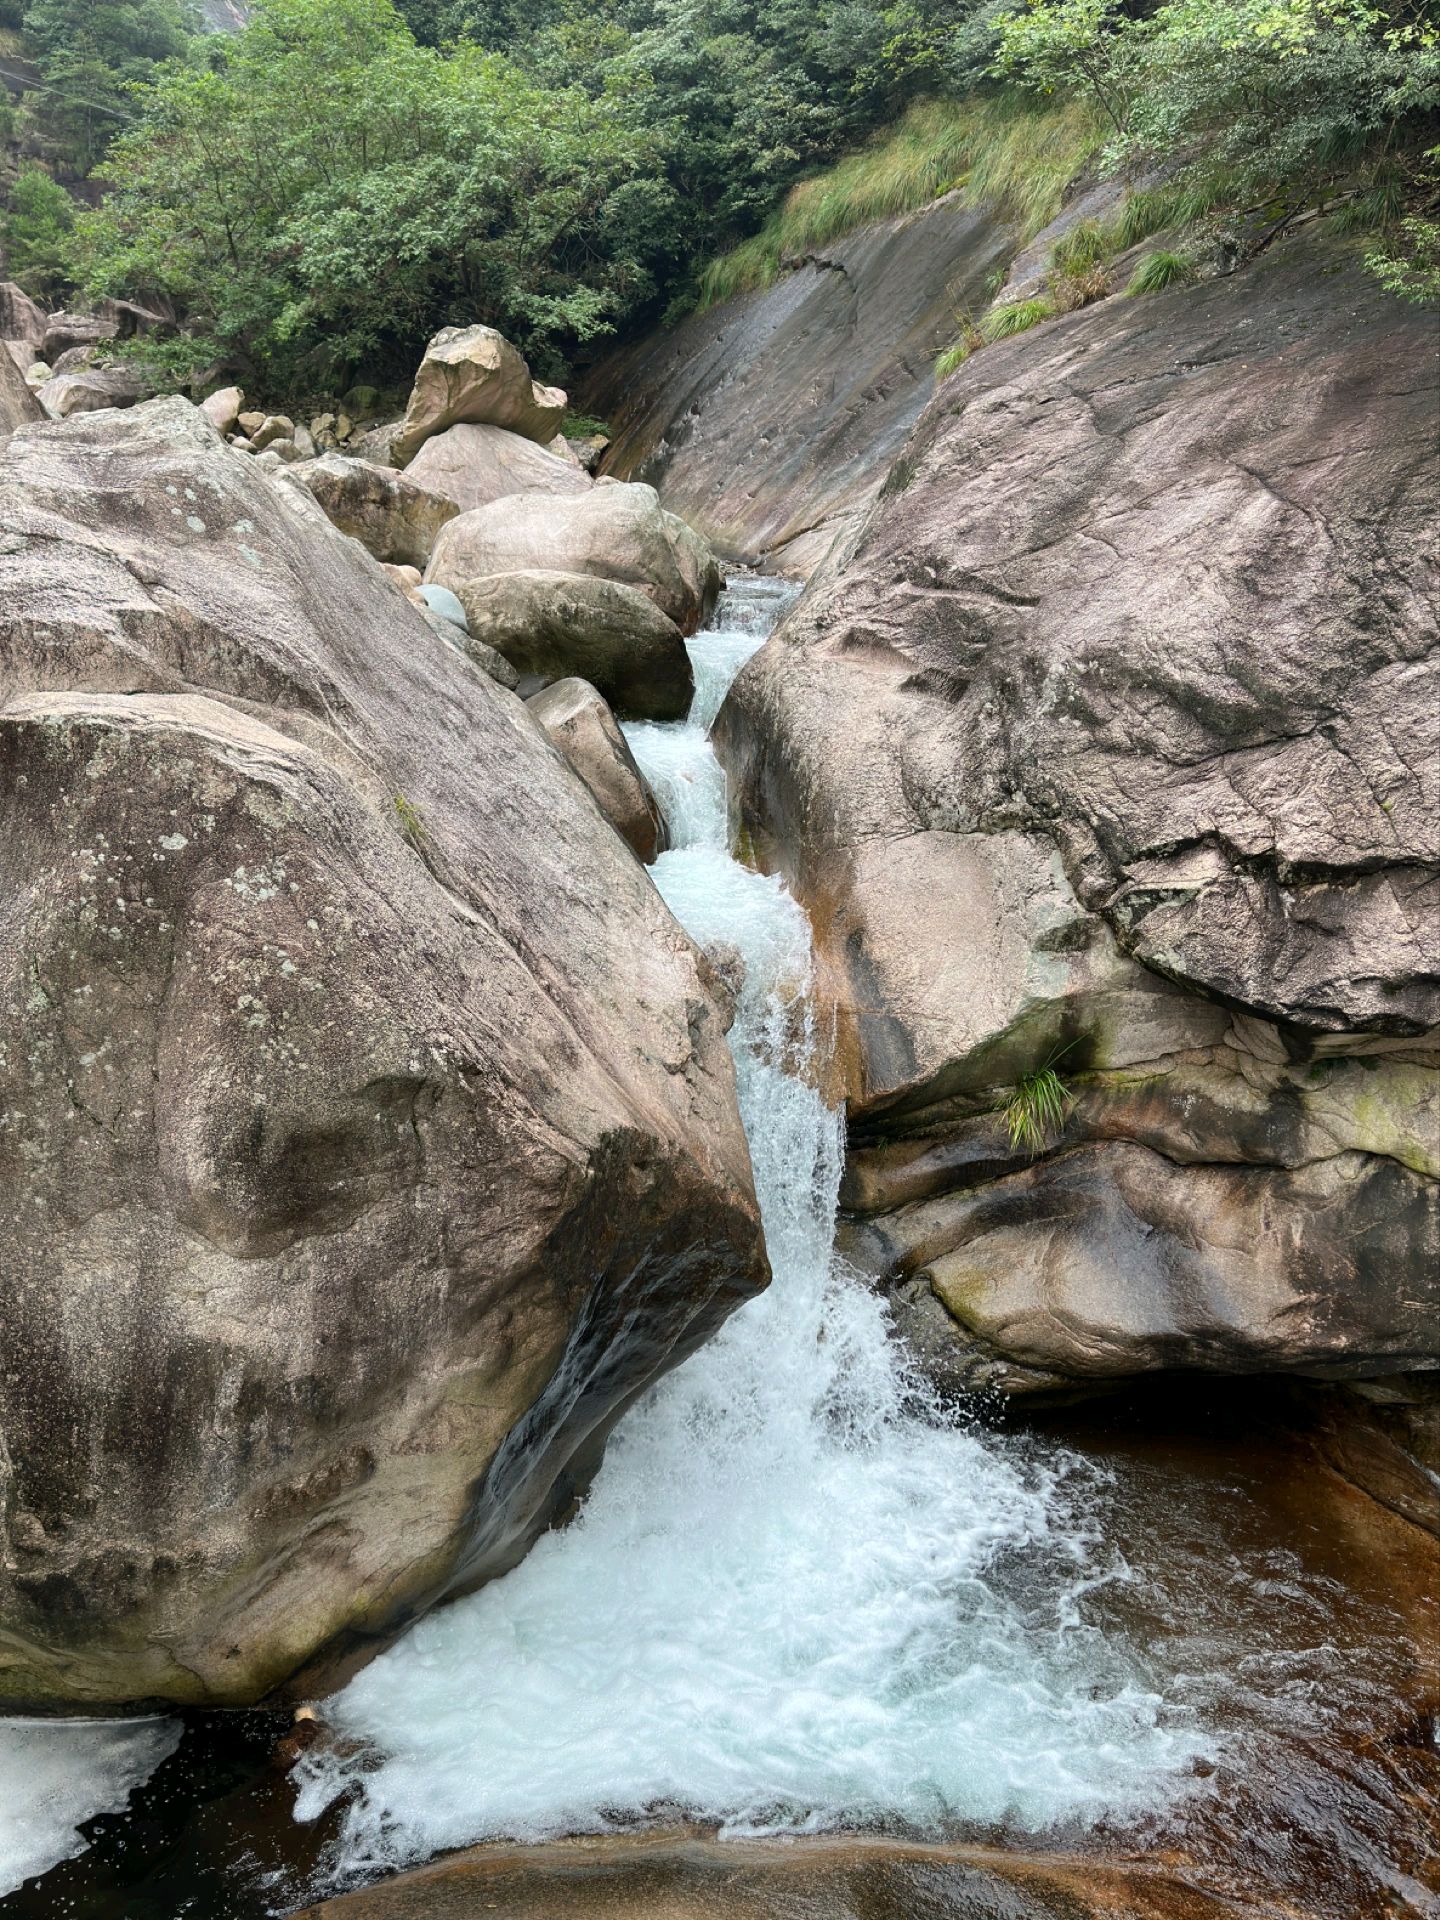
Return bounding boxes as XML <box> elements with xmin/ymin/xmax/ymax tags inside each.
<box><xmin>0</xmin><ymin>1716</ymin><xmax>179</xmax><ymax>1897</ymax></box>
<box><xmin>294</xmin><ymin>577</ymin><xmax>1214</xmax><ymax>1882</ymax></box>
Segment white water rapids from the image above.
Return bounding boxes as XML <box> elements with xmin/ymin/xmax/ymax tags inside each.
<box><xmin>291</xmin><ymin>577</ymin><xmax>1214</xmax><ymax>1882</ymax></box>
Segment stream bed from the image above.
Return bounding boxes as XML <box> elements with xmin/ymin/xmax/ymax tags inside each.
<box><xmin>2</xmin><ymin>578</ymin><xmax>1435</xmax><ymax>1919</ymax></box>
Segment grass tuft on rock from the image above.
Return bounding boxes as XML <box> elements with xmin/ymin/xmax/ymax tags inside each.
<box><xmin>1003</xmin><ymin>1061</ymin><xmax>1072</xmax><ymax>1156</ymax></box>
<box><xmin>1125</xmin><ymin>249</ymin><xmax>1195</xmax><ymax>296</ymax></box>
<box><xmin>980</xmin><ymin>295</ymin><xmax>1056</xmax><ymax>341</ymax></box>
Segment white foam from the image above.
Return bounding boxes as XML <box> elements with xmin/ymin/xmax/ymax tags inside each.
<box><xmin>294</xmin><ymin>579</ymin><xmax>1213</xmax><ymax>1882</ymax></box>
<box><xmin>0</xmin><ymin>1715</ymin><xmax>179</xmax><ymax>1896</ymax></box>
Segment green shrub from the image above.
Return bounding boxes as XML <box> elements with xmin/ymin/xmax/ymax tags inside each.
<box><xmin>2</xmin><ymin>165</ymin><xmax>76</xmax><ymax>301</ymax></box>
<box><xmin>1124</xmin><ymin>248</ymin><xmax>1194</xmax><ymax>295</ymax></box>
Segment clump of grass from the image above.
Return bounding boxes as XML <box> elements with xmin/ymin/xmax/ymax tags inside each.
<box><xmin>980</xmin><ymin>295</ymin><xmax>1055</xmax><ymax>341</ymax></box>
<box><xmin>1331</xmin><ymin>164</ymin><xmax>1408</xmax><ymax>234</ymax></box>
<box><xmin>1050</xmin><ymin>260</ymin><xmax>1112</xmax><ymax>312</ymax></box>
<box><xmin>1108</xmin><ymin>173</ymin><xmax>1236</xmax><ymax>252</ymax></box>
<box><xmin>935</xmin><ymin>309</ymin><xmax>984</xmax><ymax>377</ymax></box>
<box><xmin>393</xmin><ymin>791</ymin><xmax>430</xmax><ymax>851</ymax></box>
<box><xmin>1125</xmin><ymin>249</ymin><xmax>1195</xmax><ymax>296</ymax></box>
<box><xmin>1003</xmin><ymin>1059</ymin><xmax>1073</xmax><ymax>1155</ymax></box>
<box><xmin>1049</xmin><ymin>216</ymin><xmax>1110</xmax><ymax>274</ymax></box>
<box><xmin>699</xmin><ymin>91</ymin><xmax>1104</xmax><ymax>308</ymax></box>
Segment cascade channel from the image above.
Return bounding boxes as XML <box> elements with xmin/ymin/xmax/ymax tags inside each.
<box><xmin>290</xmin><ymin>577</ymin><xmax>1212</xmax><ymax>1878</ymax></box>
<box><xmin>1</xmin><ymin>582</ymin><xmax>1430</xmax><ymax>1920</ymax></box>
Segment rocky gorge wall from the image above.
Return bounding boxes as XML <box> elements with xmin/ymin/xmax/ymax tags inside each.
<box><xmin>584</xmin><ymin>194</ymin><xmax>1017</xmax><ymax>574</ymax></box>
<box><xmin>613</xmin><ymin>212</ymin><xmax>1438</xmax><ymax>1455</ymax></box>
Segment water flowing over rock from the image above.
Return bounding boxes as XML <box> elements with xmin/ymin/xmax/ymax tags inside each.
<box><xmin>426</xmin><ymin>482</ymin><xmax>722</xmax><ymax>637</ymax></box>
<box><xmin>404</xmin><ymin>422</ymin><xmax>592</xmax><ymax>516</ymax></box>
<box><xmin>391</xmin><ymin>326</ymin><xmax>567</xmax><ymax>468</ymax></box>
<box><xmin>583</xmin><ymin>196</ymin><xmax>1014</xmax><ymax>572</ymax></box>
<box><xmin>280</xmin><ymin>452</ymin><xmax>459</xmax><ymax>569</ymax></box>
<box><xmin>0</xmin><ymin>397</ymin><xmax>766</xmax><ymax>1707</ymax></box>
<box><xmin>716</xmin><ymin>230</ymin><xmax>1440</xmax><ymax>1396</ymax></box>
<box><xmin>527</xmin><ymin>678</ymin><xmax>669</xmax><ymax>863</ymax></box>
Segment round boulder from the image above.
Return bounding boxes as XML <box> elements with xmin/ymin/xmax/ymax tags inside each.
<box><xmin>404</xmin><ymin>421</ymin><xmax>591</xmax><ymax>516</ymax></box>
<box><xmin>450</xmin><ymin>569</ymin><xmax>694</xmax><ymax>721</ymax></box>
<box><xmin>426</xmin><ymin>482</ymin><xmax>722</xmax><ymax>637</ymax></box>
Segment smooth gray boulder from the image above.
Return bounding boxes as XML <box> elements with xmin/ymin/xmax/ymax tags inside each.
<box><xmin>281</xmin><ymin>451</ymin><xmax>459</xmax><ymax>568</ymax></box>
<box><xmin>0</xmin><ymin>397</ymin><xmax>765</xmax><ymax>1707</ymax></box>
<box><xmin>37</xmin><ymin>365</ymin><xmax>156</xmax><ymax>419</ymax></box>
<box><xmin>391</xmin><ymin>325</ymin><xmax>566</xmax><ymax>467</ymax></box>
<box><xmin>201</xmin><ymin>385</ymin><xmax>245</xmax><ymax>436</ymax></box>
<box><xmin>718</xmin><ymin>230</ymin><xmax>1439</xmax><ymax>1396</ymax></box>
<box><xmin>40</xmin><ymin>312</ymin><xmax>119</xmax><ymax>364</ymax></box>
<box><xmin>404</xmin><ymin>420</ymin><xmax>592</xmax><ymax>515</ymax></box>
<box><xmin>447</xmin><ymin>569</ymin><xmax>694</xmax><ymax>721</ymax></box>
<box><xmin>528</xmin><ymin>677</ymin><xmax>669</xmax><ymax>863</ymax></box>
<box><xmin>426</xmin><ymin>481</ymin><xmax>721</xmax><ymax>637</ymax></box>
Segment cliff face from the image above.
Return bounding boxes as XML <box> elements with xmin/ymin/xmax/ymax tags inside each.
<box><xmin>690</xmin><ymin>221</ymin><xmax>1439</xmax><ymax>1404</ymax></box>
<box><xmin>583</xmin><ymin>195</ymin><xmax>1016</xmax><ymax>574</ymax></box>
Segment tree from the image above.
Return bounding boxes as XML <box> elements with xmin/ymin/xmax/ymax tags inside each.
<box><xmin>2</xmin><ymin>163</ymin><xmax>75</xmax><ymax>299</ymax></box>
<box><xmin>21</xmin><ymin>1</ymin><xmax>194</xmax><ymax>172</ymax></box>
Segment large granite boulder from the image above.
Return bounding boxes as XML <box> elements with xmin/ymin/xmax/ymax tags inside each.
<box><xmin>426</xmin><ymin>482</ymin><xmax>722</xmax><ymax>636</ymax></box>
<box><xmin>404</xmin><ymin>421</ymin><xmax>592</xmax><ymax>515</ymax></box>
<box><xmin>391</xmin><ymin>326</ymin><xmax>566</xmax><ymax>467</ymax></box>
<box><xmin>40</xmin><ymin>312</ymin><xmax>119</xmax><ymax>364</ymax></box>
<box><xmin>0</xmin><ymin>281</ymin><xmax>48</xmax><ymax>351</ymax></box>
<box><xmin>717</xmin><ymin>230</ymin><xmax>1439</xmax><ymax>1396</ymax></box>
<box><xmin>527</xmin><ymin>677</ymin><xmax>669</xmax><ymax>863</ymax></box>
<box><xmin>280</xmin><ymin>452</ymin><xmax>459</xmax><ymax>568</ymax></box>
<box><xmin>0</xmin><ymin>398</ymin><xmax>765</xmax><ymax>1706</ymax></box>
<box><xmin>447</xmin><ymin>569</ymin><xmax>694</xmax><ymax>721</ymax></box>
<box><xmin>36</xmin><ymin>365</ymin><xmax>156</xmax><ymax>420</ymax></box>
<box><xmin>0</xmin><ymin>343</ymin><xmax>43</xmax><ymax>438</ymax></box>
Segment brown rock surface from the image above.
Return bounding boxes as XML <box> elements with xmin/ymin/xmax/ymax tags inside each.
<box><xmin>445</xmin><ymin>569</ymin><xmax>693</xmax><ymax>720</ymax></box>
<box><xmin>716</xmin><ymin>230</ymin><xmax>1439</xmax><ymax>1393</ymax></box>
<box><xmin>405</xmin><ymin>420</ymin><xmax>592</xmax><ymax>514</ymax></box>
<box><xmin>0</xmin><ymin>338</ymin><xmax>43</xmax><ymax>436</ymax></box>
<box><xmin>391</xmin><ymin>326</ymin><xmax>566</xmax><ymax>467</ymax></box>
<box><xmin>0</xmin><ymin>281</ymin><xmax>48</xmax><ymax>349</ymax></box>
<box><xmin>280</xmin><ymin>452</ymin><xmax>459</xmax><ymax>568</ymax></box>
<box><xmin>0</xmin><ymin>398</ymin><xmax>765</xmax><ymax>1706</ymax></box>
<box><xmin>528</xmin><ymin>677</ymin><xmax>669</xmax><ymax>862</ymax></box>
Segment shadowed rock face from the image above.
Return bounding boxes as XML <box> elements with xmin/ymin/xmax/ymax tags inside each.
<box><xmin>0</xmin><ymin>399</ymin><xmax>766</xmax><ymax>1706</ymax></box>
<box><xmin>716</xmin><ymin>230</ymin><xmax>1439</xmax><ymax>1393</ymax></box>
<box><xmin>0</xmin><ymin>343</ymin><xmax>42</xmax><ymax>437</ymax></box>
<box><xmin>583</xmin><ymin>196</ymin><xmax>1015</xmax><ymax>573</ymax></box>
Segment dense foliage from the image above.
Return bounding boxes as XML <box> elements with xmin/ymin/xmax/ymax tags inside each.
<box><xmin>1</xmin><ymin>0</ymin><xmax>1433</xmax><ymax>398</ymax></box>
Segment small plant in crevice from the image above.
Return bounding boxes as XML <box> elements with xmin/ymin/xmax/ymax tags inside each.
<box><xmin>1125</xmin><ymin>249</ymin><xmax>1195</xmax><ymax>296</ymax></box>
<box><xmin>1003</xmin><ymin>1054</ymin><xmax>1074</xmax><ymax>1156</ymax></box>
<box><xmin>935</xmin><ymin>310</ymin><xmax>984</xmax><ymax>376</ymax></box>
<box><xmin>393</xmin><ymin>791</ymin><xmax>430</xmax><ymax>852</ymax></box>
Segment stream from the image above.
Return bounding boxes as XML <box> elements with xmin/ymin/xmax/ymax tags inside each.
<box><xmin>2</xmin><ymin>578</ymin><xmax>1435</xmax><ymax>1918</ymax></box>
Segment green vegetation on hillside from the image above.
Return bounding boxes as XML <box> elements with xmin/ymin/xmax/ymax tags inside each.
<box><xmin>0</xmin><ymin>0</ymin><xmax>1433</xmax><ymax>399</ymax></box>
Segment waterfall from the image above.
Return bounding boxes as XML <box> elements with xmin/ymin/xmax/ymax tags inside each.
<box><xmin>292</xmin><ymin>578</ymin><xmax>1212</xmax><ymax>1883</ymax></box>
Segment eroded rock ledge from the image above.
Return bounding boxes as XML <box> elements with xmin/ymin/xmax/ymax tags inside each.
<box><xmin>716</xmin><ymin>230</ymin><xmax>1439</xmax><ymax>1401</ymax></box>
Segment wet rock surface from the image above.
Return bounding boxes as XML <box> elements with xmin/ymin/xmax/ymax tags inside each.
<box><xmin>583</xmin><ymin>196</ymin><xmax>1015</xmax><ymax>572</ymax></box>
<box><xmin>0</xmin><ymin>398</ymin><xmax>766</xmax><ymax>1707</ymax></box>
<box><xmin>717</xmin><ymin>229</ymin><xmax>1439</xmax><ymax>1395</ymax></box>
